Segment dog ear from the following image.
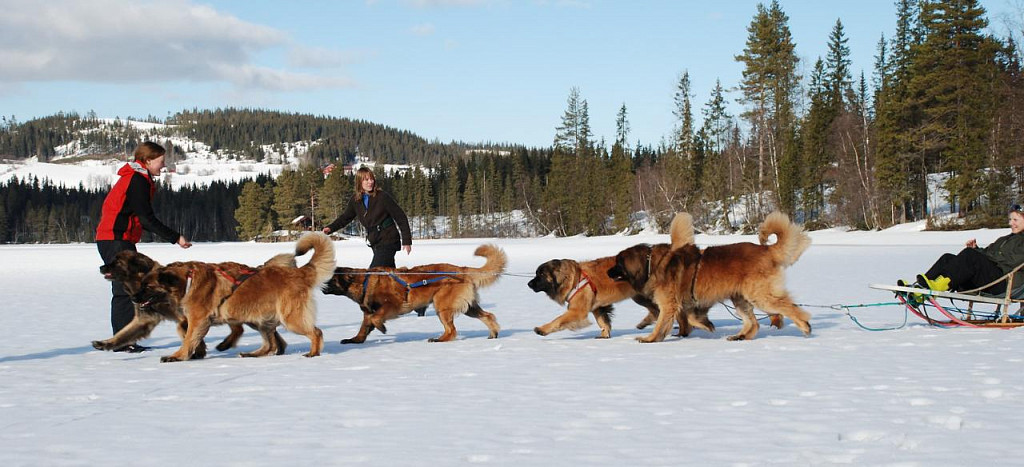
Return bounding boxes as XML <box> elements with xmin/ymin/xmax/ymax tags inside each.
<box><xmin>128</xmin><ymin>255</ymin><xmax>148</xmax><ymax>272</ymax></box>
<box><xmin>158</xmin><ymin>269</ymin><xmax>183</xmax><ymax>289</ymax></box>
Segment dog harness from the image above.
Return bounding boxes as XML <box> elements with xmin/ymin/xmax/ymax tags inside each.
<box><xmin>566</xmin><ymin>270</ymin><xmax>597</xmax><ymax>303</ymax></box>
<box><xmin>357</xmin><ymin>270</ymin><xmax>461</xmax><ymax>304</ymax></box>
<box><xmin>212</xmin><ymin>266</ymin><xmax>260</xmax><ymax>308</ymax></box>
<box><xmin>689</xmin><ymin>251</ymin><xmax>703</xmax><ymax>303</ymax></box>
<box><xmin>388</xmin><ymin>271</ymin><xmax>460</xmax><ymax>300</ymax></box>
<box><xmin>215</xmin><ymin>266</ymin><xmax>259</xmax><ymax>293</ymax></box>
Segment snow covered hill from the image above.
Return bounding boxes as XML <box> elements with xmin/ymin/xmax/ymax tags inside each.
<box><xmin>0</xmin><ymin>118</ymin><xmax>414</xmax><ymax>190</ymax></box>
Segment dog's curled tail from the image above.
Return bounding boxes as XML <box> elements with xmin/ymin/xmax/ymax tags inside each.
<box><xmin>669</xmin><ymin>212</ymin><xmax>695</xmax><ymax>250</ymax></box>
<box><xmin>759</xmin><ymin>211</ymin><xmax>811</xmax><ymax>267</ymax></box>
<box><xmin>470</xmin><ymin>244</ymin><xmax>507</xmax><ymax>289</ymax></box>
<box><xmin>295</xmin><ymin>232</ymin><xmax>338</xmax><ymax>284</ymax></box>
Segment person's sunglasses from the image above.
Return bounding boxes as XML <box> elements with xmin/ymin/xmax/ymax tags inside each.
<box><xmin>1013</xmin><ymin>204</ymin><xmax>1022</xmax><ymax>212</ymax></box>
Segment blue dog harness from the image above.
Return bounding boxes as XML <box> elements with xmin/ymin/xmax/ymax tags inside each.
<box><xmin>361</xmin><ymin>270</ymin><xmax>461</xmax><ymax>301</ymax></box>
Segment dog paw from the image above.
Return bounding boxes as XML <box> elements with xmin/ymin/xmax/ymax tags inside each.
<box><xmin>726</xmin><ymin>334</ymin><xmax>747</xmax><ymax>341</ymax></box>
<box><xmin>91</xmin><ymin>340</ymin><xmax>113</xmax><ymax>351</ymax></box>
<box><xmin>215</xmin><ymin>342</ymin><xmax>232</xmax><ymax>352</ymax></box>
<box><xmin>533</xmin><ymin>327</ymin><xmax>547</xmax><ymax>336</ymax></box>
<box><xmin>160</xmin><ymin>355</ymin><xmax>183</xmax><ymax>363</ymax></box>
<box><xmin>340</xmin><ymin>338</ymin><xmax>363</xmax><ymax>344</ymax></box>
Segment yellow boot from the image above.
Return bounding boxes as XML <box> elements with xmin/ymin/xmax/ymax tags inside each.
<box><xmin>916</xmin><ymin>274</ymin><xmax>950</xmax><ymax>292</ymax></box>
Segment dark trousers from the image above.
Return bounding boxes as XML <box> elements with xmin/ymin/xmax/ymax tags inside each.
<box><xmin>369</xmin><ymin>243</ymin><xmax>400</xmax><ymax>268</ymax></box>
<box><xmin>925</xmin><ymin>247</ymin><xmax>1006</xmax><ymax>293</ymax></box>
<box><xmin>97</xmin><ymin>240</ymin><xmax>138</xmax><ymax>334</ymax></box>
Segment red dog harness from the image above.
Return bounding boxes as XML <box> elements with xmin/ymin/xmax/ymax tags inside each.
<box><xmin>566</xmin><ymin>270</ymin><xmax>598</xmax><ymax>303</ymax></box>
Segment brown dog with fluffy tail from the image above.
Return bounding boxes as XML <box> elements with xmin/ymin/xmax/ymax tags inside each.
<box><xmin>133</xmin><ymin>232</ymin><xmax>336</xmax><ymax>361</ymax></box>
<box><xmin>608</xmin><ymin>212</ymin><xmax>812</xmax><ymax>342</ymax></box>
<box><xmin>94</xmin><ymin>251</ymin><xmax>288</xmax><ymax>357</ymax></box>
<box><xmin>323</xmin><ymin>244</ymin><xmax>506</xmax><ymax>343</ymax></box>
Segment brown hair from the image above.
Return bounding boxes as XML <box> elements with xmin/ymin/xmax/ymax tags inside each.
<box><xmin>353</xmin><ymin>166</ymin><xmax>379</xmax><ymax>198</ymax></box>
<box><xmin>133</xmin><ymin>141</ymin><xmax>166</xmax><ymax>162</ymax></box>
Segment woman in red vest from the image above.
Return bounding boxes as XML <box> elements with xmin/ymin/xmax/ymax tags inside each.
<box><xmin>95</xmin><ymin>142</ymin><xmax>191</xmax><ymax>352</ymax></box>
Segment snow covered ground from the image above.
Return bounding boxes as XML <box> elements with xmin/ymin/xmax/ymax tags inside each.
<box><xmin>2</xmin><ymin>226</ymin><xmax>1023</xmax><ymax>466</ymax></box>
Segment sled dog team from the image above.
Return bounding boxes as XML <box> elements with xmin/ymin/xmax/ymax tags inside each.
<box><xmin>95</xmin><ymin>211</ymin><xmax>813</xmax><ymax>361</ymax></box>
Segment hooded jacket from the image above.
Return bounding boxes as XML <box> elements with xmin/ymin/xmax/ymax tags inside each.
<box><xmin>95</xmin><ymin>162</ymin><xmax>181</xmax><ymax>244</ymax></box>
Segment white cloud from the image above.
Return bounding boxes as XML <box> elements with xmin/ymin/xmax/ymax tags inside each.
<box><xmin>213</xmin><ymin>65</ymin><xmax>356</xmax><ymax>92</ymax></box>
<box><xmin>0</xmin><ymin>0</ymin><xmax>354</xmax><ymax>91</ymax></box>
<box><xmin>288</xmin><ymin>46</ymin><xmax>373</xmax><ymax>69</ymax></box>
<box><xmin>410</xmin><ymin>23</ymin><xmax>437</xmax><ymax>36</ymax></box>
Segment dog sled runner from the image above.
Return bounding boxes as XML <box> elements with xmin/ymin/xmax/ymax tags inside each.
<box><xmin>869</xmin><ymin>263</ymin><xmax>1024</xmax><ymax>328</ymax></box>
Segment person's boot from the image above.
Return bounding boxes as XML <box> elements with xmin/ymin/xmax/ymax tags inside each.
<box><xmin>897</xmin><ymin>279</ymin><xmax>924</xmax><ymax>306</ymax></box>
<box><xmin>113</xmin><ymin>343</ymin><xmax>150</xmax><ymax>353</ymax></box>
<box><xmin>916</xmin><ymin>274</ymin><xmax>950</xmax><ymax>292</ymax></box>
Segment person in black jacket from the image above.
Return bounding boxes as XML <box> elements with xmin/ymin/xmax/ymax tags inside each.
<box><xmin>95</xmin><ymin>142</ymin><xmax>191</xmax><ymax>352</ymax></box>
<box><xmin>323</xmin><ymin>166</ymin><xmax>413</xmax><ymax>268</ymax></box>
<box><xmin>905</xmin><ymin>205</ymin><xmax>1024</xmax><ymax>294</ymax></box>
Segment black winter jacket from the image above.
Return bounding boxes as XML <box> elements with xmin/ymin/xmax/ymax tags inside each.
<box><xmin>325</xmin><ymin>190</ymin><xmax>411</xmax><ymax>248</ymax></box>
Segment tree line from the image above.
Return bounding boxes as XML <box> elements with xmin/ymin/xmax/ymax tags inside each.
<box><xmin>0</xmin><ymin>176</ymin><xmax>263</xmax><ymax>244</ymax></box>
<box><xmin>1</xmin><ymin>0</ymin><xmax>1022</xmax><ymax>244</ymax></box>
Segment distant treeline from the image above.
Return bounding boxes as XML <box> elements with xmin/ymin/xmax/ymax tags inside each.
<box><xmin>0</xmin><ymin>108</ymin><xmax>499</xmax><ymax>166</ymax></box>
<box><xmin>0</xmin><ymin>176</ymin><xmax>267</xmax><ymax>244</ymax></box>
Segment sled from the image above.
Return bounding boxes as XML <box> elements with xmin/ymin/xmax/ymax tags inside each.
<box><xmin>869</xmin><ymin>263</ymin><xmax>1024</xmax><ymax>328</ymax></box>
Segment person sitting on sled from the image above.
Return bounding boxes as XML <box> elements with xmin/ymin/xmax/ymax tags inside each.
<box><xmin>903</xmin><ymin>205</ymin><xmax>1024</xmax><ymax>295</ymax></box>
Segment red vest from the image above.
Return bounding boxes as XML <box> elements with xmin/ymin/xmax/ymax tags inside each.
<box><xmin>95</xmin><ymin>163</ymin><xmax>156</xmax><ymax>243</ymax></box>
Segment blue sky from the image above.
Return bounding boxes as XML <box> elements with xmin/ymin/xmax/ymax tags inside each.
<box><xmin>0</xmin><ymin>0</ymin><xmax>1019</xmax><ymax>148</ymax></box>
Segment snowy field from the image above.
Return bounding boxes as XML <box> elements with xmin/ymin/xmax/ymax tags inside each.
<box><xmin>2</xmin><ymin>226</ymin><xmax>1024</xmax><ymax>466</ymax></box>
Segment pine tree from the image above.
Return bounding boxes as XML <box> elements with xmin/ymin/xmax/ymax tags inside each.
<box><xmin>910</xmin><ymin>0</ymin><xmax>1000</xmax><ymax>215</ymax></box>
<box><xmin>610</xmin><ymin>104</ymin><xmax>634</xmax><ymax>232</ymax></box>
<box><xmin>826</xmin><ymin>19</ymin><xmax>853</xmax><ymax>111</ymax></box>
<box><xmin>801</xmin><ymin>58</ymin><xmax>831</xmax><ymax>222</ymax></box>
<box><xmin>235</xmin><ymin>181</ymin><xmax>273</xmax><ymax>240</ymax></box>
<box><xmin>553</xmin><ymin>87</ymin><xmax>591</xmax><ymax>153</ymax></box>
<box><xmin>673</xmin><ymin>71</ymin><xmax>696</xmax><ymax>158</ymax></box>
<box><xmin>317</xmin><ymin>170</ymin><xmax>351</xmax><ymax>227</ymax></box>
<box><xmin>0</xmin><ymin>202</ymin><xmax>8</xmax><ymax>243</ymax></box>
<box><xmin>271</xmin><ymin>169</ymin><xmax>303</xmax><ymax>230</ymax></box>
<box><xmin>875</xmin><ymin>0</ymin><xmax>924</xmax><ymax>223</ymax></box>
<box><xmin>701</xmin><ymin>80</ymin><xmax>735</xmax><ymax>227</ymax></box>
<box><xmin>735</xmin><ymin>0</ymin><xmax>801</xmax><ymax>215</ymax></box>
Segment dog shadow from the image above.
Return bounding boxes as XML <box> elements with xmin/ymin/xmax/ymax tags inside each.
<box><xmin>0</xmin><ymin>339</ymin><xmax>187</xmax><ymax>363</ymax></box>
<box><xmin>0</xmin><ymin>345</ymin><xmax>98</xmax><ymax>363</ymax></box>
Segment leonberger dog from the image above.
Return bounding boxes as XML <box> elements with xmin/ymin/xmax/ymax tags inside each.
<box><xmin>94</xmin><ymin>251</ymin><xmax>288</xmax><ymax>357</ymax></box>
<box><xmin>323</xmin><ymin>244</ymin><xmax>506</xmax><ymax>343</ymax></box>
<box><xmin>528</xmin><ymin>256</ymin><xmax>714</xmax><ymax>338</ymax></box>
<box><xmin>132</xmin><ymin>232</ymin><xmax>336</xmax><ymax>362</ymax></box>
<box><xmin>608</xmin><ymin>211</ymin><xmax>812</xmax><ymax>343</ymax></box>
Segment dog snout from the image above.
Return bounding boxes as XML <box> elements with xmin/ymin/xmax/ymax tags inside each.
<box><xmin>527</xmin><ymin>277</ymin><xmax>539</xmax><ymax>291</ymax></box>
